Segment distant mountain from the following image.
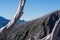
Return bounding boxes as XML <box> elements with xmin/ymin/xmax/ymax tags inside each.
<box><xmin>0</xmin><ymin>16</ymin><xmax>25</xmax><ymax>28</ymax></box>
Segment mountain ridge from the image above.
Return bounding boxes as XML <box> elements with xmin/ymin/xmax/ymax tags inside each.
<box><xmin>0</xmin><ymin>16</ymin><xmax>25</xmax><ymax>28</ymax></box>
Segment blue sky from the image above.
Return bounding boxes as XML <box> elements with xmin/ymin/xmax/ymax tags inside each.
<box><xmin>0</xmin><ymin>0</ymin><xmax>60</xmax><ymax>21</ymax></box>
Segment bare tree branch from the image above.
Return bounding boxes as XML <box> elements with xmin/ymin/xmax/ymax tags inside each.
<box><xmin>50</xmin><ymin>18</ymin><xmax>60</xmax><ymax>40</ymax></box>
<box><xmin>0</xmin><ymin>0</ymin><xmax>26</xmax><ymax>39</ymax></box>
<box><xmin>1</xmin><ymin>0</ymin><xmax>26</xmax><ymax>32</ymax></box>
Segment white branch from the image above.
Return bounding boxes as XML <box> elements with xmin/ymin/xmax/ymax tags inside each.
<box><xmin>1</xmin><ymin>0</ymin><xmax>26</xmax><ymax>33</ymax></box>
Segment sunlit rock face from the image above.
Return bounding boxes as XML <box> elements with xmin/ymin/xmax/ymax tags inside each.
<box><xmin>1</xmin><ymin>10</ymin><xmax>60</xmax><ymax>40</ymax></box>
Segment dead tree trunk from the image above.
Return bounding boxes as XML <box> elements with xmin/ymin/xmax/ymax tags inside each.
<box><xmin>0</xmin><ymin>0</ymin><xmax>26</xmax><ymax>40</ymax></box>
<box><xmin>44</xmin><ymin>18</ymin><xmax>60</xmax><ymax>40</ymax></box>
<box><xmin>2</xmin><ymin>0</ymin><xmax>26</xmax><ymax>33</ymax></box>
<box><xmin>40</xmin><ymin>18</ymin><xmax>60</xmax><ymax>40</ymax></box>
<box><xmin>51</xmin><ymin>18</ymin><xmax>60</xmax><ymax>40</ymax></box>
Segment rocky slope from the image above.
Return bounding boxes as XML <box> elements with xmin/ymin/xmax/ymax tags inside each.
<box><xmin>1</xmin><ymin>10</ymin><xmax>60</xmax><ymax>40</ymax></box>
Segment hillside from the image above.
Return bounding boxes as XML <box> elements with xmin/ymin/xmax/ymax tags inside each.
<box><xmin>0</xmin><ymin>16</ymin><xmax>25</xmax><ymax>28</ymax></box>
<box><xmin>0</xmin><ymin>16</ymin><xmax>9</xmax><ymax>28</ymax></box>
<box><xmin>4</xmin><ymin>10</ymin><xmax>60</xmax><ymax>40</ymax></box>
